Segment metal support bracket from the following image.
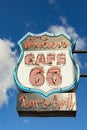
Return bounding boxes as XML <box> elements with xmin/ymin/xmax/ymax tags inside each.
<box><xmin>73</xmin><ymin>50</ymin><xmax>87</xmax><ymax>53</ymax></box>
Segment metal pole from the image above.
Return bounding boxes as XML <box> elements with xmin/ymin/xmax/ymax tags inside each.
<box><xmin>73</xmin><ymin>50</ymin><xmax>87</xmax><ymax>53</ymax></box>
<box><xmin>80</xmin><ymin>74</ymin><xmax>87</xmax><ymax>77</ymax></box>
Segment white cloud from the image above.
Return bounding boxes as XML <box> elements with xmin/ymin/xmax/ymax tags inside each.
<box><xmin>59</xmin><ymin>17</ymin><xmax>67</xmax><ymax>25</ymax></box>
<box><xmin>48</xmin><ymin>17</ymin><xmax>87</xmax><ymax>50</ymax></box>
<box><xmin>73</xmin><ymin>54</ymin><xmax>82</xmax><ymax>68</ymax></box>
<box><xmin>84</xmin><ymin>62</ymin><xmax>87</xmax><ymax>68</ymax></box>
<box><xmin>25</xmin><ymin>20</ymin><xmax>37</xmax><ymax>31</ymax></box>
<box><xmin>48</xmin><ymin>0</ymin><xmax>56</xmax><ymax>4</ymax></box>
<box><xmin>24</xmin><ymin>119</ymin><xmax>30</xmax><ymax>124</ymax></box>
<box><xmin>48</xmin><ymin>17</ymin><xmax>87</xmax><ymax>68</ymax></box>
<box><xmin>0</xmin><ymin>39</ymin><xmax>16</xmax><ymax>107</ymax></box>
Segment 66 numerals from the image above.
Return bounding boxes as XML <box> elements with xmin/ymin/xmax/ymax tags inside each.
<box><xmin>29</xmin><ymin>66</ymin><xmax>62</xmax><ymax>87</ymax></box>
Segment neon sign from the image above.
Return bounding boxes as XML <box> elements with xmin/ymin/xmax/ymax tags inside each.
<box><xmin>14</xmin><ymin>32</ymin><xmax>80</xmax><ymax>117</ymax></box>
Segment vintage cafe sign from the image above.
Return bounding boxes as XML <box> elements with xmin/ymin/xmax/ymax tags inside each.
<box><xmin>14</xmin><ymin>32</ymin><xmax>80</xmax><ymax>116</ymax></box>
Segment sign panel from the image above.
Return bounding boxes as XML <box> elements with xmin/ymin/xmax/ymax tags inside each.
<box><xmin>14</xmin><ymin>32</ymin><xmax>79</xmax><ymax>97</ymax></box>
<box><xmin>17</xmin><ymin>93</ymin><xmax>76</xmax><ymax>117</ymax></box>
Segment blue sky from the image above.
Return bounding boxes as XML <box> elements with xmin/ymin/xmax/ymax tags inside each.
<box><xmin>0</xmin><ymin>0</ymin><xmax>87</xmax><ymax>130</ymax></box>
